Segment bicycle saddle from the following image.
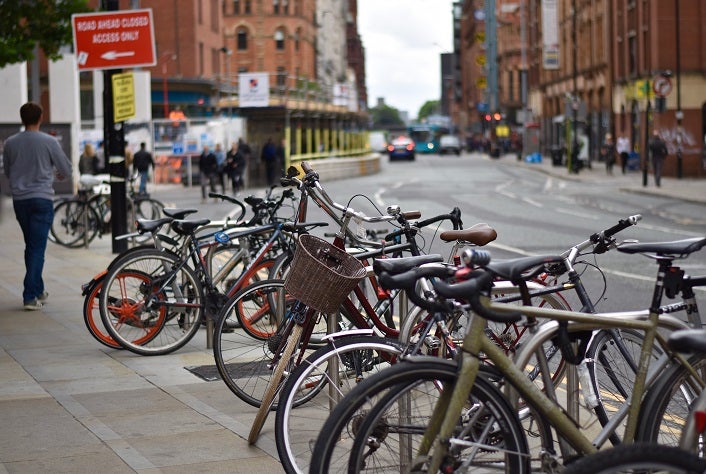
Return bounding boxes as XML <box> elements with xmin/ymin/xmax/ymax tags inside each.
<box><xmin>485</xmin><ymin>255</ymin><xmax>565</xmax><ymax>283</ymax></box>
<box><xmin>618</xmin><ymin>237</ymin><xmax>706</xmax><ymax>258</ymax></box>
<box><xmin>667</xmin><ymin>329</ymin><xmax>706</xmax><ymax>355</ymax></box>
<box><xmin>136</xmin><ymin>217</ymin><xmax>173</xmax><ymax>233</ymax></box>
<box><xmin>439</xmin><ymin>223</ymin><xmax>497</xmax><ymax>246</ymax></box>
<box><xmin>171</xmin><ymin>218</ymin><xmax>211</xmax><ymax>235</ymax></box>
<box><xmin>373</xmin><ymin>254</ymin><xmax>444</xmax><ymax>275</ymax></box>
<box><xmin>163</xmin><ymin>208</ymin><xmax>198</xmax><ymax>219</ymax></box>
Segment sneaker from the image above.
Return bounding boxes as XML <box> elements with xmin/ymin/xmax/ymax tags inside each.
<box><xmin>24</xmin><ymin>299</ymin><xmax>44</xmax><ymax>311</ymax></box>
<box><xmin>38</xmin><ymin>291</ymin><xmax>49</xmax><ymax>302</ymax></box>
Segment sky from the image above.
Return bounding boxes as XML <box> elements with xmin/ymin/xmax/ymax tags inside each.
<box><xmin>357</xmin><ymin>0</ymin><xmax>456</xmax><ymax>119</ymax></box>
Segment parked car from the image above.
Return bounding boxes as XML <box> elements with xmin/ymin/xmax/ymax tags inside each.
<box><xmin>439</xmin><ymin>135</ymin><xmax>462</xmax><ymax>155</ymax></box>
<box><xmin>387</xmin><ymin>135</ymin><xmax>416</xmax><ymax>161</ymax></box>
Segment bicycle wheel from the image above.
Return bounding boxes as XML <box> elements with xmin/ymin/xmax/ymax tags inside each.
<box><xmin>562</xmin><ymin>443</ymin><xmax>706</xmax><ymax>474</ymax></box>
<box><xmin>249</xmin><ymin>323</ymin><xmax>305</xmax><ymax>444</ymax></box>
<box><xmin>99</xmin><ymin>249</ymin><xmax>203</xmax><ymax>356</ymax></box>
<box><xmin>82</xmin><ymin>275</ymin><xmax>122</xmax><ymax>349</ymax></box>
<box><xmin>275</xmin><ymin>335</ymin><xmax>404</xmax><ymax>474</ymax></box>
<box><xmin>636</xmin><ymin>356</ymin><xmax>706</xmax><ymax>449</ymax></box>
<box><xmin>213</xmin><ymin>280</ymin><xmax>293</xmax><ymax>407</ymax></box>
<box><xmin>132</xmin><ymin>196</ymin><xmax>164</xmax><ymax>220</ymax></box>
<box><xmin>51</xmin><ymin>199</ymin><xmax>100</xmax><ymax>247</ymax></box>
<box><xmin>310</xmin><ymin>358</ymin><xmax>530</xmax><ymax>474</ymax></box>
<box><xmin>588</xmin><ymin>328</ymin><xmax>661</xmax><ymax>441</ymax></box>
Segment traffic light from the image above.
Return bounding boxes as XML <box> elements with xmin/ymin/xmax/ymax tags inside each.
<box><xmin>485</xmin><ymin>114</ymin><xmax>492</xmax><ymax>122</ymax></box>
<box><xmin>493</xmin><ymin>112</ymin><xmax>502</xmax><ymax>121</ymax></box>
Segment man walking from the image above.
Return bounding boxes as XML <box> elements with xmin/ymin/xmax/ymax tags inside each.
<box><xmin>132</xmin><ymin>142</ymin><xmax>154</xmax><ymax>194</ymax></box>
<box><xmin>648</xmin><ymin>129</ymin><xmax>668</xmax><ymax>187</ymax></box>
<box><xmin>616</xmin><ymin>134</ymin><xmax>631</xmax><ymax>174</ymax></box>
<box><xmin>198</xmin><ymin>144</ymin><xmax>218</xmax><ymax>203</ymax></box>
<box><xmin>3</xmin><ymin>102</ymin><xmax>72</xmax><ymax>310</ymax></box>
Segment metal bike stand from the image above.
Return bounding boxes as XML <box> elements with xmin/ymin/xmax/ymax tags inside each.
<box><xmin>206</xmin><ymin>318</ymin><xmax>213</xmax><ymax>349</ymax></box>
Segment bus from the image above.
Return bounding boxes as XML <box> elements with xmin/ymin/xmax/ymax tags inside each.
<box><xmin>407</xmin><ymin>122</ymin><xmax>451</xmax><ymax>153</ymax></box>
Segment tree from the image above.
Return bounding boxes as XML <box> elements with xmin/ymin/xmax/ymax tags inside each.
<box><xmin>0</xmin><ymin>0</ymin><xmax>91</xmax><ymax>68</ymax></box>
<box><xmin>370</xmin><ymin>103</ymin><xmax>404</xmax><ymax>128</ymax></box>
<box><xmin>417</xmin><ymin>100</ymin><xmax>440</xmax><ymax>121</ymax></box>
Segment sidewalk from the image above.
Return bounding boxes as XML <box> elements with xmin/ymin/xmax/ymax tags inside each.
<box><xmin>504</xmin><ymin>152</ymin><xmax>706</xmax><ymax>205</ymax></box>
<box><xmin>0</xmin><ymin>185</ymin><xmax>283</xmax><ymax>473</ymax></box>
<box><xmin>0</xmin><ymin>158</ymin><xmax>703</xmax><ymax>473</ymax></box>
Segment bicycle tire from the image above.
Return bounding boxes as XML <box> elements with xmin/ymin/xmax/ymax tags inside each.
<box><xmin>275</xmin><ymin>335</ymin><xmax>404</xmax><ymax>474</ymax></box>
<box><xmin>82</xmin><ymin>276</ymin><xmax>122</xmax><ymax>349</ymax></box>
<box><xmin>309</xmin><ymin>358</ymin><xmax>530</xmax><ymax>474</ymax></box>
<box><xmin>587</xmin><ymin>328</ymin><xmax>660</xmax><ymax>442</ymax></box>
<box><xmin>51</xmin><ymin>199</ymin><xmax>100</xmax><ymax>248</ymax></box>
<box><xmin>213</xmin><ymin>280</ymin><xmax>293</xmax><ymax>407</ymax></box>
<box><xmin>248</xmin><ymin>323</ymin><xmax>305</xmax><ymax>444</ymax></box>
<box><xmin>562</xmin><ymin>443</ymin><xmax>706</xmax><ymax>474</ymax></box>
<box><xmin>99</xmin><ymin>249</ymin><xmax>203</xmax><ymax>356</ymax></box>
<box><xmin>635</xmin><ymin>355</ymin><xmax>706</xmax><ymax>449</ymax></box>
<box><xmin>132</xmin><ymin>197</ymin><xmax>164</xmax><ymax>220</ymax></box>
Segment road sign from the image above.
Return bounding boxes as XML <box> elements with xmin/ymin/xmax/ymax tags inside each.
<box><xmin>653</xmin><ymin>76</ymin><xmax>673</xmax><ymax>97</ymax></box>
<box><xmin>72</xmin><ymin>9</ymin><xmax>156</xmax><ymax>71</ymax></box>
<box><xmin>112</xmin><ymin>73</ymin><xmax>135</xmax><ymax>122</ymax></box>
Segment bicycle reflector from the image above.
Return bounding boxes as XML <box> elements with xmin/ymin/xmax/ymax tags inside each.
<box><xmin>694</xmin><ymin>410</ymin><xmax>706</xmax><ymax>434</ymax></box>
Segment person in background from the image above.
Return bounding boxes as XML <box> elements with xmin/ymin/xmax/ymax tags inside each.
<box><xmin>648</xmin><ymin>129</ymin><xmax>668</xmax><ymax>187</ymax></box>
<box><xmin>132</xmin><ymin>142</ymin><xmax>154</xmax><ymax>194</ymax></box>
<box><xmin>124</xmin><ymin>142</ymin><xmax>134</xmax><ymax>177</ymax></box>
<box><xmin>79</xmin><ymin>142</ymin><xmax>99</xmax><ymax>175</ymax></box>
<box><xmin>198</xmin><ymin>144</ymin><xmax>218</xmax><ymax>203</ymax></box>
<box><xmin>3</xmin><ymin>102</ymin><xmax>72</xmax><ymax>310</ymax></box>
<box><xmin>261</xmin><ymin>137</ymin><xmax>278</xmax><ymax>187</ymax></box>
<box><xmin>226</xmin><ymin>141</ymin><xmax>247</xmax><ymax>194</ymax></box>
<box><xmin>214</xmin><ymin>143</ymin><xmax>226</xmax><ymax>193</ymax></box>
<box><xmin>616</xmin><ymin>134</ymin><xmax>631</xmax><ymax>174</ymax></box>
<box><xmin>600</xmin><ymin>133</ymin><xmax>618</xmax><ymax>175</ymax></box>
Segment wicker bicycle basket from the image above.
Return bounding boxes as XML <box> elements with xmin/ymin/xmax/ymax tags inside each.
<box><xmin>284</xmin><ymin>234</ymin><xmax>366</xmax><ymax>314</ymax></box>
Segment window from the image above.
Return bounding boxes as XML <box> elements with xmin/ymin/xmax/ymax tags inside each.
<box><xmin>232</xmin><ymin>0</ymin><xmax>240</xmax><ymax>14</ymax></box>
<box><xmin>294</xmin><ymin>29</ymin><xmax>300</xmax><ymax>51</ymax></box>
<box><xmin>275</xmin><ymin>29</ymin><xmax>285</xmax><ymax>50</ymax></box>
<box><xmin>244</xmin><ymin>0</ymin><xmax>251</xmax><ymax>14</ymax></box>
<box><xmin>283</xmin><ymin>0</ymin><xmax>288</xmax><ymax>14</ymax></box>
<box><xmin>277</xmin><ymin>67</ymin><xmax>287</xmax><ymax>87</ymax></box>
<box><xmin>198</xmin><ymin>42</ymin><xmax>204</xmax><ymax>76</ymax></box>
<box><xmin>237</xmin><ymin>28</ymin><xmax>248</xmax><ymax>50</ymax></box>
<box><xmin>238</xmin><ymin>66</ymin><xmax>248</xmax><ymax>74</ymax></box>
<box><xmin>198</xmin><ymin>0</ymin><xmax>203</xmax><ymax>23</ymax></box>
<box><xmin>628</xmin><ymin>34</ymin><xmax>637</xmax><ymax>76</ymax></box>
<box><xmin>211</xmin><ymin>0</ymin><xmax>218</xmax><ymax>31</ymax></box>
<box><xmin>273</xmin><ymin>0</ymin><xmax>279</xmax><ymax>14</ymax></box>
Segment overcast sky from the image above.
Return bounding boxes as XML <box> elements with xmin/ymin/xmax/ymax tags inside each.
<box><xmin>358</xmin><ymin>0</ymin><xmax>456</xmax><ymax>119</ymax></box>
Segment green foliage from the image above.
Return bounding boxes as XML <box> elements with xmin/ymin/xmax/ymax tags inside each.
<box><xmin>417</xmin><ymin>100</ymin><xmax>440</xmax><ymax>121</ymax></box>
<box><xmin>0</xmin><ymin>0</ymin><xmax>91</xmax><ymax>68</ymax></box>
<box><xmin>370</xmin><ymin>104</ymin><xmax>403</xmax><ymax>128</ymax></box>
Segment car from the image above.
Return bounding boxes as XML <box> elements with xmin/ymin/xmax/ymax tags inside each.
<box><xmin>438</xmin><ymin>135</ymin><xmax>462</xmax><ymax>155</ymax></box>
<box><xmin>387</xmin><ymin>135</ymin><xmax>415</xmax><ymax>161</ymax></box>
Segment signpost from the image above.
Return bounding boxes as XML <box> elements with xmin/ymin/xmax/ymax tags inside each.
<box><xmin>72</xmin><ymin>9</ymin><xmax>156</xmax><ymax>71</ymax></box>
<box><xmin>72</xmin><ymin>7</ymin><xmax>156</xmax><ymax>253</ymax></box>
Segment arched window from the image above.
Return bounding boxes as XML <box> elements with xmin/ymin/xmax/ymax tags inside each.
<box><xmin>237</xmin><ymin>28</ymin><xmax>248</xmax><ymax>50</ymax></box>
<box><xmin>274</xmin><ymin>29</ymin><xmax>285</xmax><ymax>50</ymax></box>
<box><xmin>295</xmin><ymin>28</ymin><xmax>301</xmax><ymax>51</ymax></box>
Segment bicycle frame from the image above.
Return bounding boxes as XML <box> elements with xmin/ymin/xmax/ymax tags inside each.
<box><xmin>420</xmin><ymin>264</ymin><xmax>704</xmax><ymax>472</ymax></box>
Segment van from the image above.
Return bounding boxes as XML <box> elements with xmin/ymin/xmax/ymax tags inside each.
<box><xmin>368</xmin><ymin>131</ymin><xmax>388</xmax><ymax>153</ymax></box>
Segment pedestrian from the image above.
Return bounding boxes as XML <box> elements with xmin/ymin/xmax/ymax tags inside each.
<box><xmin>79</xmin><ymin>142</ymin><xmax>100</xmax><ymax>175</ymax></box>
<box><xmin>132</xmin><ymin>142</ymin><xmax>154</xmax><ymax>195</ymax></box>
<box><xmin>648</xmin><ymin>129</ymin><xmax>668</xmax><ymax>187</ymax></box>
<box><xmin>2</xmin><ymin>102</ymin><xmax>72</xmax><ymax>310</ymax></box>
<box><xmin>214</xmin><ymin>143</ymin><xmax>226</xmax><ymax>193</ymax></box>
<box><xmin>198</xmin><ymin>144</ymin><xmax>218</xmax><ymax>203</ymax></box>
<box><xmin>226</xmin><ymin>141</ymin><xmax>247</xmax><ymax>194</ymax></box>
<box><xmin>600</xmin><ymin>133</ymin><xmax>618</xmax><ymax>175</ymax></box>
<box><xmin>616</xmin><ymin>134</ymin><xmax>631</xmax><ymax>174</ymax></box>
<box><xmin>261</xmin><ymin>137</ymin><xmax>278</xmax><ymax>186</ymax></box>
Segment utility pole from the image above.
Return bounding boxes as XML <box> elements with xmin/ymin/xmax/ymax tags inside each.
<box><xmin>570</xmin><ymin>0</ymin><xmax>579</xmax><ymax>174</ymax></box>
<box><xmin>675</xmin><ymin>0</ymin><xmax>683</xmax><ymax>179</ymax></box>
<box><xmin>519</xmin><ymin>0</ymin><xmax>528</xmax><ymax>161</ymax></box>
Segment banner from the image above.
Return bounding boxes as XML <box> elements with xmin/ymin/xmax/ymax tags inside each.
<box><xmin>238</xmin><ymin>72</ymin><xmax>269</xmax><ymax>107</ymax></box>
<box><xmin>541</xmin><ymin>0</ymin><xmax>559</xmax><ymax>70</ymax></box>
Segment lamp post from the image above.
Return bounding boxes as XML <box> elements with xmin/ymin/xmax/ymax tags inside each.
<box><xmin>220</xmin><ymin>47</ymin><xmax>233</xmax><ymax>117</ymax></box>
<box><xmin>160</xmin><ymin>52</ymin><xmax>176</xmax><ymax>118</ymax></box>
<box><xmin>675</xmin><ymin>0</ymin><xmax>683</xmax><ymax>179</ymax></box>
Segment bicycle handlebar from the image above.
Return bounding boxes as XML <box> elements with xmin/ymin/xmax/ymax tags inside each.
<box><xmin>208</xmin><ymin>192</ymin><xmax>247</xmax><ymax>221</ymax></box>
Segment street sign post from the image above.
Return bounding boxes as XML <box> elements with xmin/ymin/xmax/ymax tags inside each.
<box><xmin>72</xmin><ymin>9</ymin><xmax>156</xmax><ymax>71</ymax></box>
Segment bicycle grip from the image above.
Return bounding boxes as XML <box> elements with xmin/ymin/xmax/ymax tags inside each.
<box><xmin>301</xmin><ymin>161</ymin><xmax>314</xmax><ymax>173</ymax></box>
<box><xmin>593</xmin><ymin>214</ymin><xmax>642</xmax><ymax>241</ymax></box>
<box><xmin>377</xmin><ymin>264</ymin><xmax>454</xmax><ymax>291</ymax></box>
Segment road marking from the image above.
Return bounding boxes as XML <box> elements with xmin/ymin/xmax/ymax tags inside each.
<box><xmin>555</xmin><ymin>207</ymin><xmax>600</xmax><ymax>220</ymax></box>
<box><xmin>522</xmin><ymin>196</ymin><xmax>543</xmax><ymax>207</ymax></box>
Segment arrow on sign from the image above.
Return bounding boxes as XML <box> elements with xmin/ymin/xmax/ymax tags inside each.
<box><xmin>101</xmin><ymin>51</ymin><xmax>136</xmax><ymax>60</ymax></box>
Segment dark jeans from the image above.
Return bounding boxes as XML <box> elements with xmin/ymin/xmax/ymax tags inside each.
<box><xmin>138</xmin><ymin>170</ymin><xmax>149</xmax><ymax>194</ymax></box>
<box><xmin>200</xmin><ymin>172</ymin><xmax>217</xmax><ymax>198</ymax></box>
<box><xmin>13</xmin><ymin>198</ymin><xmax>53</xmax><ymax>303</ymax></box>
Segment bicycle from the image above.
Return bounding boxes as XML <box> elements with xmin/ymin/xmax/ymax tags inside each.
<box><xmin>51</xmin><ymin>173</ymin><xmax>164</xmax><ymax>248</ymax></box>
<box><xmin>562</xmin><ymin>443</ymin><xmax>706</xmax><ymax>473</ymax></box>
<box><xmin>310</xmin><ymin>236</ymin><xmax>706</xmax><ymax>472</ymax></box>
